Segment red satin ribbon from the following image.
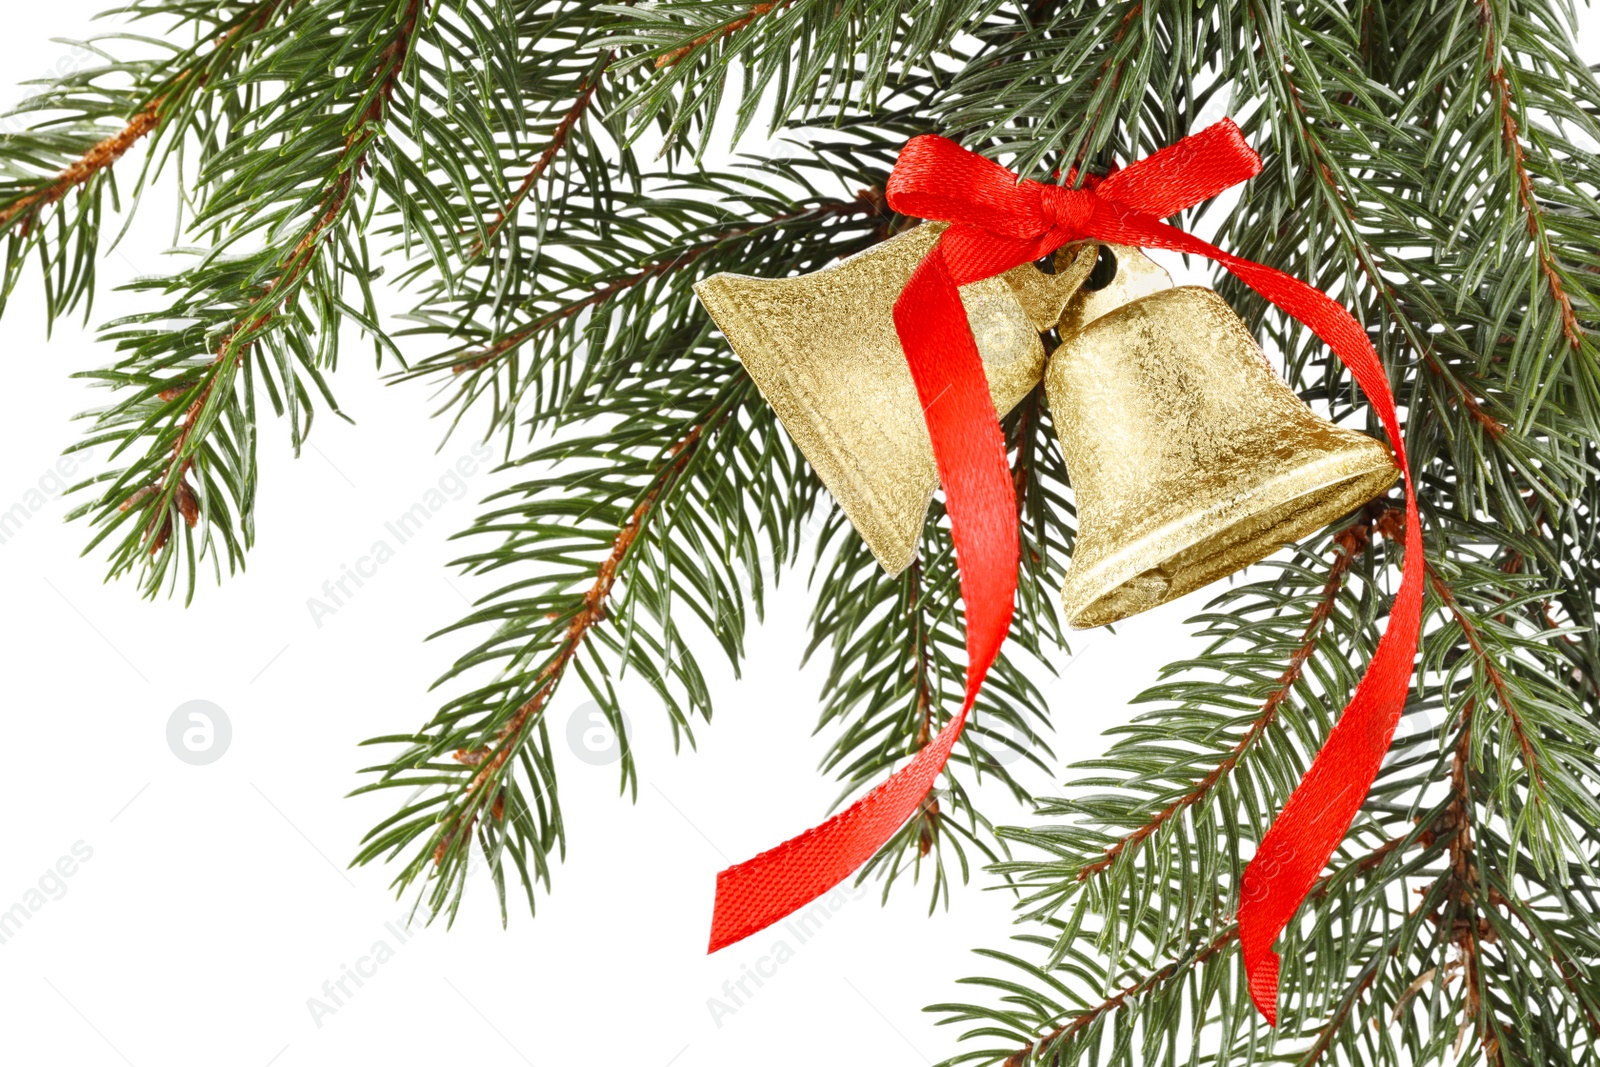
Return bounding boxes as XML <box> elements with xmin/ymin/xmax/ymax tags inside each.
<box><xmin>707</xmin><ymin>119</ymin><xmax>1423</xmax><ymax>1025</ymax></box>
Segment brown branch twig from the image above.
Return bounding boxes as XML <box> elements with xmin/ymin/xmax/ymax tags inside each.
<box><xmin>1075</xmin><ymin>509</ymin><xmax>1382</xmax><ymax>883</ymax></box>
<box><xmin>0</xmin><ymin>0</ymin><xmax>292</xmax><ymax>238</ymax></box>
<box><xmin>1002</xmin><ymin>929</ymin><xmax>1234</xmax><ymax>1066</ymax></box>
<box><xmin>1298</xmin><ymin>940</ymin><xmax>1403</xmax><ymax>1066</ymax></box>
<box><xmin>1427</xmin><ymin>565</ymin><xmax>1543</xmax><ymax>793</ymax></box>
<box><xmin>437</xmin><ymin>423</ymin><xmax>708</xmax><ymax>862</ymax></box>
<box><xmin>1047</xmin><ymin>2</ymin><xmax>1142</xmax><ymax>176</ymax></box>
<box><xmin>654</xmin><ymin>3</ymin><xmax>787</xmax><ymax>69</ymax></box>
<box><xmin>473</xmin><ymin>54</ymin><xmax>614</xmax><ymax>257</ymax></box>
<box><xmin>1295</xmin><ymin>831</ymin><xmax>1428</xmax><ymax>1065</ymax></box>
<box><xmin>904</xmin><ymin>557</ymin><xmax>942</xmax><ymax>854</ymax></box>
<box><xmin>0</xmin><ymin>101</ymin><xmax>164</xmax><ymax>236</ymax></box>
<box><xmin>1447</xmin><ymin>695</ymin><xmax>1503</xmax><ymax>1065</ymax></box>
<box><xmin>908</xmin><ymin>558</ymin><xmax>936</xmax><ymax>747</ymax></box>
<box><xmin>1414</xmin><ymin>687</ymin><xmax>1507</xmax><ymax>1064</ymax></box>
<box><xmin>1477</xmin><ymin>0</ymin><xmax>1582</xmax><ymax>352</ymax></box>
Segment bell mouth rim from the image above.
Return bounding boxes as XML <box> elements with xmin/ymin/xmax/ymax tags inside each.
<box><xmin>1060</xmin><ymin>443</ymin><xmax>1399</xmax><ymax>630</ymax></box>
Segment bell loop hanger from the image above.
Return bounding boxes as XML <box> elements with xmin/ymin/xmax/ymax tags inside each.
<box><xmin>1056</xmin><ymin>243</ymin><xmax>1177</xmax><ymax>337</ymax></box>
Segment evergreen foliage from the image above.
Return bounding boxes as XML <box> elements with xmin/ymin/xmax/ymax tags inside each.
<box><xmin>4</xmin><ymin>2</ymin><xmax>1598</xmax><ymax>1063</ymax></box>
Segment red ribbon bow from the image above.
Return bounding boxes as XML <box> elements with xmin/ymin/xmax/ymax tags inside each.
<box><xmin>707</xmin><ymin>120</ymin><xmax>1423</xmax><ymax>1025</ymax></box>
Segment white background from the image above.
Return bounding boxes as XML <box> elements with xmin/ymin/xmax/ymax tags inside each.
<box><xmin>1</xmin><ymin>7</ymin><xmax>1594</xmax><ymax>1066</ymax></box>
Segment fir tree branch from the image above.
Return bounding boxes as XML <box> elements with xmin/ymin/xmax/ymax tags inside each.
<box><xmin>1438</xmin><ymin>693</ymin><xmax>1505</xmax><ymax>1066</ymax></box>
<box><xmin>1240</xmin><ymin>6</ymin><xmax>1512</xmax><ymax>444</ymax></box>
<box><xmin>608</xmin><ymin>1</ymin><xmax>1006</xmax><ymax>150</ymax></box>
<box><xmin>0</xmin><ymin>0</ymin><xmax>298</xmax><ymax>237</ymax></box>
<box><xmin>0</xmin><ymin>0</ymin><xmax>297</xmax><ymax>323</ymax></box>
<box><xmin>142</xmin><ymin>0</ymin><xmax>424</xmax><ymax>552</ymax></box>
<box><xmin>68</xmin><ymin>0</ymin><xmax>566</xmax><ymax>599</ymax></box>
<box><xmin>437</xmin><ymin>420</ymin><xmax>706</xmax><ymax>859</ymax></box>
<box><xmin>0</xmin><ymin>97</ymin><xmax>162</xmax><ymax>235</ymax></box>
<box><xmin>999</xmin><ymin>930</ymin><xmax>1236</xmax><ymax>1067</ymax></box>
<box><xmin>1478</xmin><ymin>0</ymin><xmax>1583</xmax><ymax>352</ymax></box>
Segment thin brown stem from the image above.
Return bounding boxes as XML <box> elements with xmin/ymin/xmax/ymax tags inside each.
<box><xmin>0</xmin><ymin>101</ymin><xmax>164</xmax><ymax>236</ymax></box>
<box><xmin>474</xmin><ymin>54</ymin><xmax>614</xmax><ymax>257</ymax></box>
<box><xmin>1428</xmin><ymin>566</ymin><xmax>1543</xmax><ymax>793</ymax></box>
<box><xmin>1003</xmin><ymin>930</ymin><xmax>1233</xmax><ymax>1066</ymax></box>
<box><xmin>1477</xmin><ymin>0</ymin><xmax>1582</xmax><ymax>351</ymax></box>
<box><xmin>1437</xmin><ymin>689</ymin><xmax>1506</xmax><ymax>1064</ymax></box>
<box><xmin>1069</xmin><ymin>2</ymin><xmax>1142</xmax><ymax>172</ymax></box>
<box><xmin>1010</xmin><ymin>388</ymin><xmax>1043</xmax><ymax>548</ymax></box>
<box><xmin>654</xmin><ymin>3</ymin><xmax>787</xmax><ymax>69</ymax></box>
<box><xmin>1297</xmin><ymin>944</ymin><xmax>1396</xmax><ymax>1066</ymax></box>
<box><xmin>0</xmin><ymin>0</ymin><xmax>291</xmax><ymax>238</ymax></box>
<box><xmin>908</xmin><ymin>559</ymin><xmax>936</xmax><ymax>748</ymax></box>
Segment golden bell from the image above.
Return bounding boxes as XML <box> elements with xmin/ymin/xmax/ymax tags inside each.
<box><xmin>696</xmin><ymin>222</ymin><xmax>1095</xmax><ymax>574</ymax></box>
<box><xmin>1045</xmin><ymin>245</ymin><xmax>1400</xmax><ymax>629</ymax></box>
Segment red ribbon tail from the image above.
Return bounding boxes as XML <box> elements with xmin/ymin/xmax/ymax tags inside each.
<box><xmin>708</xmin><ymin>240</ymin><xmax>1019</xmax><ymax>954</ymax></box>
<box><xmin>1180</xmin><ymin>244</ymin><xmax>1425</xmax><ymax>1028</ymax></box>
<box><xmin>706</xmin><ymin>707</ymin><xmax>972</xmax><ymax>952</ymax></box>
<box><xmin>1248</xmin><ymin>953</ymin><xmax>1282</xmax><ymax>1026</ymax></box>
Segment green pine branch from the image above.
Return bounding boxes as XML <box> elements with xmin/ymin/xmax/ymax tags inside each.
<box><xmin>0</xmin><ymin>0</ymin><xmax>296</xmax><ymax>324</ymax></box>
<box><xmin>64</xmin><ymin>0</ymin><xmax>434</xmax><ymax>598</ymax></box>
<box><xmin>605</xmin><ymin>1</ymin><xmax>1009</xmax><ymax>152</ymax></box>
<box><xmin>352</xmin><ymin>348</ymin><xmax>816</xmax><ymax>921</ymax></box>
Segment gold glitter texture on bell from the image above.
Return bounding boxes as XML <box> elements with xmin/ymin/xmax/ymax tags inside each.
<box><xmin>1045</xmin><ymin>245</ymin><xmax>1400</xmax><ymax>629</ymax></box>
<box><xmin>696</xmin><ymin>223</ymin><xmax>1095</xmax><ymax>574</ymax></box>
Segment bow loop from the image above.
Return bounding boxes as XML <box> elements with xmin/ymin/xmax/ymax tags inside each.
<box><xmin>885</xmin><ymin>134</ymin><xmax>1050</xmax><ymax>239</ymax></box>
<box><xmin>886</xmin><ymin>120</ymin><xmax>1262</xmax><ymax>246</ymax></box>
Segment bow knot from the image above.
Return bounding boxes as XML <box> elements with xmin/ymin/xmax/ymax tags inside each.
<box><xmin>1037</xmin><ymin>184</ymin><xmax>1097</xmax><ymax>243</ymax></box>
